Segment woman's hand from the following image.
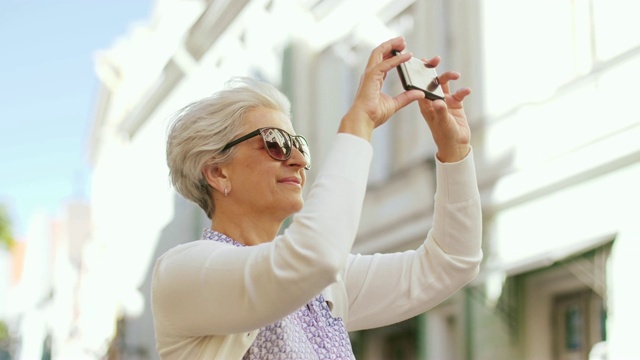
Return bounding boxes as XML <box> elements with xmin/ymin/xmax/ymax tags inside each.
<box><xmin>417</xmin><ymin>56</ymin><xmax>472</xmax><ymax>163</ymax></box>
<box><xmin>339</xmin><ymin>36</ymin><xmax>425</xmax><ymax>140</ymax></box>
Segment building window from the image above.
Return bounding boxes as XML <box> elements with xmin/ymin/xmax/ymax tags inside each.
<box><xmin>352</xmin><ymin>317</ymin><xmax>418</xmax><ymax>360</ymax></box>
<box><xmin>519</xmin><ymin>242</ymin><xmax>611</xmax><ymax>360</ymax></box>
<box><xmin>553</xmin><ymin>290</ymin><xmax>605</xmax><ymax>360</ymax></box>
<box><xmin>383</xmin><ymin>323</ymin><xmax>418</xmax><ymax>360</ymax></box>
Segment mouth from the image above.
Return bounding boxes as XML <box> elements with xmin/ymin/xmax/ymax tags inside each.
<box><xmin>278</xmin><ymin>177</ymin><xmax>302</xmax><ymax>187</ymax></box>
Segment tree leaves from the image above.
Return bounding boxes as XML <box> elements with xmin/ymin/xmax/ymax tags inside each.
<box><xmin>0</xmin><ymin>205</ymin><xmax>14</xmax><ymax>250</ymax></box>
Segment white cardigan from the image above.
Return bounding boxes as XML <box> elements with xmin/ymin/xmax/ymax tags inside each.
<box><xmin>151</xmin><ymin>133</ymin><xmax>483</xmax><ymax>359</ymax></box>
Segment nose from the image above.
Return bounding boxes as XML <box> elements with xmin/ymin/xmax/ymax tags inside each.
<box><xmin>286</xmin><ymin>146</ymin><xmax>310</xmax><ymax>170</ymax></box>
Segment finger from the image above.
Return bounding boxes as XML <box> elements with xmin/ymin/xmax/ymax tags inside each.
<box><xmin>362</xmin><ymin>50</ymin><xmax>412</xmax><ymax>84</ymax></box>
<box><xmin>381</xmin><ymin>51</ymin><xmax>412</xmax><ymax>73</ymax></box>
<box><xmin>394</xmin><ymin>89</ymin><xmax>426</xmax><ymax>111</ymax></box>
<box><xmin>451</xmin><ymin>87</ymin><xmax>472</xmax><ymax>103</ymax></box>
<box><xmin>366</xmin><ymin>36</ymin><xmax>406</xmax><ymax>69</ymax></box>
<box><xmin>421</xmin><ymin>56</ymin><xmax>441</xmax><ymax>68</ymax></box>
<box><xmin>438</xmin><ymin>71</ymin><xmax>461</xmax><ymax>84</ymax></box>
<box><xmin>431</xmin><ymin>99</ymin><xmax>450</xmax><ymax>123</ymax></box>
<box><xmin>437</xmin><ymin>71</ymin><xmax>460</xmax><ymax>94</ymax></box>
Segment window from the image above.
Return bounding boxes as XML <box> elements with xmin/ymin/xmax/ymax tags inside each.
<box><xmin>552</xmin><ymin>289</ymin><xmax>606</xmax><ymax>360</ymax></box>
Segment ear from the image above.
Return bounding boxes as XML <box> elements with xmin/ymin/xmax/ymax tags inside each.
<box><xmin>202</xmin><ymin>163</ymin><xmax>229</xmax><ymax>196</ymax></box>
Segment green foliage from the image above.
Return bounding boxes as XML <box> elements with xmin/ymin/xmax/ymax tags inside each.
<box><xmin>0</xmin><ymin>205</ymin><xmax>14</xmax><ymax>250</ymax></box>
<box><xmin>0</xmin><ymin>320</ymin><xmax>11</xmax><ymax>360</ymax></box>
<box><xmin>0</xmin><ymin>321</ymin><xmax>8</xmax><ymax>341</ymax></box>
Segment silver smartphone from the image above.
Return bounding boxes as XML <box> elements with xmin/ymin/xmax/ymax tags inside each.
<box><xmin>392</xmin><ymin>50</ymin><xmax>445</xmax><ymax>101</ymax></box>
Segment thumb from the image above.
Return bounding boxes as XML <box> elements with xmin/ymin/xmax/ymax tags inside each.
<box><xmin>394</xmin><ymin>90</ymin><xmax>425</xmax><ymax>111</ymax></box>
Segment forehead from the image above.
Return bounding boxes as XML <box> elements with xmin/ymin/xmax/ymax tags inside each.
<box><xmin>243</xmin><ymin>107</ymin><xmax>295</xmax><ymax>134</ymax></box>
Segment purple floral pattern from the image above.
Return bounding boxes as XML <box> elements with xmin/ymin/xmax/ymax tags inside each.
<box><xmin>202</xmin><ymin>229</ymin><xmax>355</xmax><ymax>359</ymax></box>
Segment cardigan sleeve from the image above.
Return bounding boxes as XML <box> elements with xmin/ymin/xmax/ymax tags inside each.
<box><xmin>342</xmin><ymin>150</ymin><xmax>483</xmax><ymax>331</ymax></box>
<box><xmin>152</xmin><ymin>133</ymin><xmax>372</xmax><ymax>336</ymax></box>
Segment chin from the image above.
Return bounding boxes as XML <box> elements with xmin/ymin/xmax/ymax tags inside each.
<box><xmin>293</xmin><ymin>198</ymin><xmax>304</xmax><ymax>212</ymax></box>
<box><xmin>286</xmin><ymin>198</ymin><xmax>304</xmax><ymax>215</ymax></box>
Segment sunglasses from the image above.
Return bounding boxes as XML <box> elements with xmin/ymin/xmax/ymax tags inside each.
<box><xmin>222</xmin><ymin>127</ymin><xmax>311</xmax><ymax>170</ymax></box>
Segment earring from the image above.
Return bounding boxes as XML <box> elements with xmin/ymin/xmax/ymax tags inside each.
<box><xmin>224</xmin><ymin>188</ymin><xmax>228</xmax><ymax>197</ymax></box>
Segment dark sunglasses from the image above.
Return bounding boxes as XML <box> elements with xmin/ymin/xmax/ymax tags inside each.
<box><xmin>222</xmin><ymin>127</ymin><xmax>311</xmax><ymax>170</ymax></box>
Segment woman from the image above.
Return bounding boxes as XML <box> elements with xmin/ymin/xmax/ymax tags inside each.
<box><xmin>153</xmin><ymin>36</ymin><xmax>482</xmax><ymax>359</ymax></box>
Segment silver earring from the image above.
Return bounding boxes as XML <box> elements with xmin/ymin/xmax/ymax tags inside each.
<box><xmin>224</xmin><ymin>188</ymin><xmax>228</xmax><ymax>197</ymax></box>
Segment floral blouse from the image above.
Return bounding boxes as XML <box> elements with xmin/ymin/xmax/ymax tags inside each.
<box><xmin>203</xmin><ymin>229</ymin><xmax>355</xmax><ymax>359</ymax></box>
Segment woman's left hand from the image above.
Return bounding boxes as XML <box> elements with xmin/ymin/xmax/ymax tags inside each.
<box><xmin>417</xmin><ymin>56</ymin><xmax>472</xmax><ymax>163</ymax></box>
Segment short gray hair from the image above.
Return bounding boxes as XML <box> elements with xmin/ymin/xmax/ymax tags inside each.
<box><xmin>166</xmin><ymin>77</ymin><xmax>291</xmax><ymax>218</ymax></box>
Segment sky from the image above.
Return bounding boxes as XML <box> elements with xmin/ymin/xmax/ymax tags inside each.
<box><xmin>0</xmin><ymin>1</ymin><xmax>153</xmax><ymax>239</ymax></box>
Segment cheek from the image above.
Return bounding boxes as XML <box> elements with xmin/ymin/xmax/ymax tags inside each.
<box><xmin>232</xmin><ymin>169</ymin><xmax>262</xmax><ymax>195</ymax></box>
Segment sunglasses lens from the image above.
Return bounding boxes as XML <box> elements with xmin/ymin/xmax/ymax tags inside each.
<box><xmin>261</xmin><ymin>128</ymin><xmax>291</xmax><ymax>160</ymax></box>
<box><xmin>293</xmin><ymin>137</ymin><xmax>311</xmax><ymax>168</ymax></box>
<box><xmin>259</xmin><ymin>128</ymin><xmax>311</xmax><ymax>169</ymax></box>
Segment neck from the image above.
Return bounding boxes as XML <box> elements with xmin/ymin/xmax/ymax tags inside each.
<box><xmin>211</xmin><ymin>208</ymin><xmax>285</xmax><ymax>246</ymax></box>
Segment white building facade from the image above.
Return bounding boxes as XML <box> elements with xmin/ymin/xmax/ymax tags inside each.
<box><xmin>84</xmin><ymin>0</ymin><xmax>640</xmax><ymax>359</ymax></box>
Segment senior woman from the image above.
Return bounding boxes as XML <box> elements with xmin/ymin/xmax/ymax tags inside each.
<box><xmin>152</xmin><ymin>36</ymin><xmax>482</xmax><ymax>359</ymax></box>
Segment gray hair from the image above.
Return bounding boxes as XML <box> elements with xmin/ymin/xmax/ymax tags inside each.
<box><xmin>166</xmin><ymin>77</ymin><xmax>291</xmax><ymax>218</ymax></box>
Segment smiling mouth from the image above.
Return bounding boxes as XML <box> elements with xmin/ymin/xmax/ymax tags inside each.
<box><xmin>278</xmin><ymin>177</ymin><xmax>302</xmax><ymax>187</ymax></box>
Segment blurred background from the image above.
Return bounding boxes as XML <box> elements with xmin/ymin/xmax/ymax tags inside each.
<box><xmin>1</xmin><ymin>0</ymin><xmax>639</xmax><ymax>359</ymax></box>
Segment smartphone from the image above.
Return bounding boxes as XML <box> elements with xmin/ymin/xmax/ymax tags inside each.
<box><xmin>392</xmin><ymin>50</ymin><xmax>445</xmax><ymax>101</ymax></box>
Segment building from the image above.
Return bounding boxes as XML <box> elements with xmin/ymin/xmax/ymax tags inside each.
<box><xmin>85</xmin><ymin>0</ymin><xmax>640</xmax><ymax>359</ymax></box>
<box><xmin>0</xmin><ymin>202</ymin><xmax>91</xmax><ymax>359</ymax></box>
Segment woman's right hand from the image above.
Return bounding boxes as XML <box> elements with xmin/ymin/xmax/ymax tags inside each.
<box><xmin>339</xmin><ymin>36</ymin><xmax>425</xmax><ymax>140</ymax></box>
